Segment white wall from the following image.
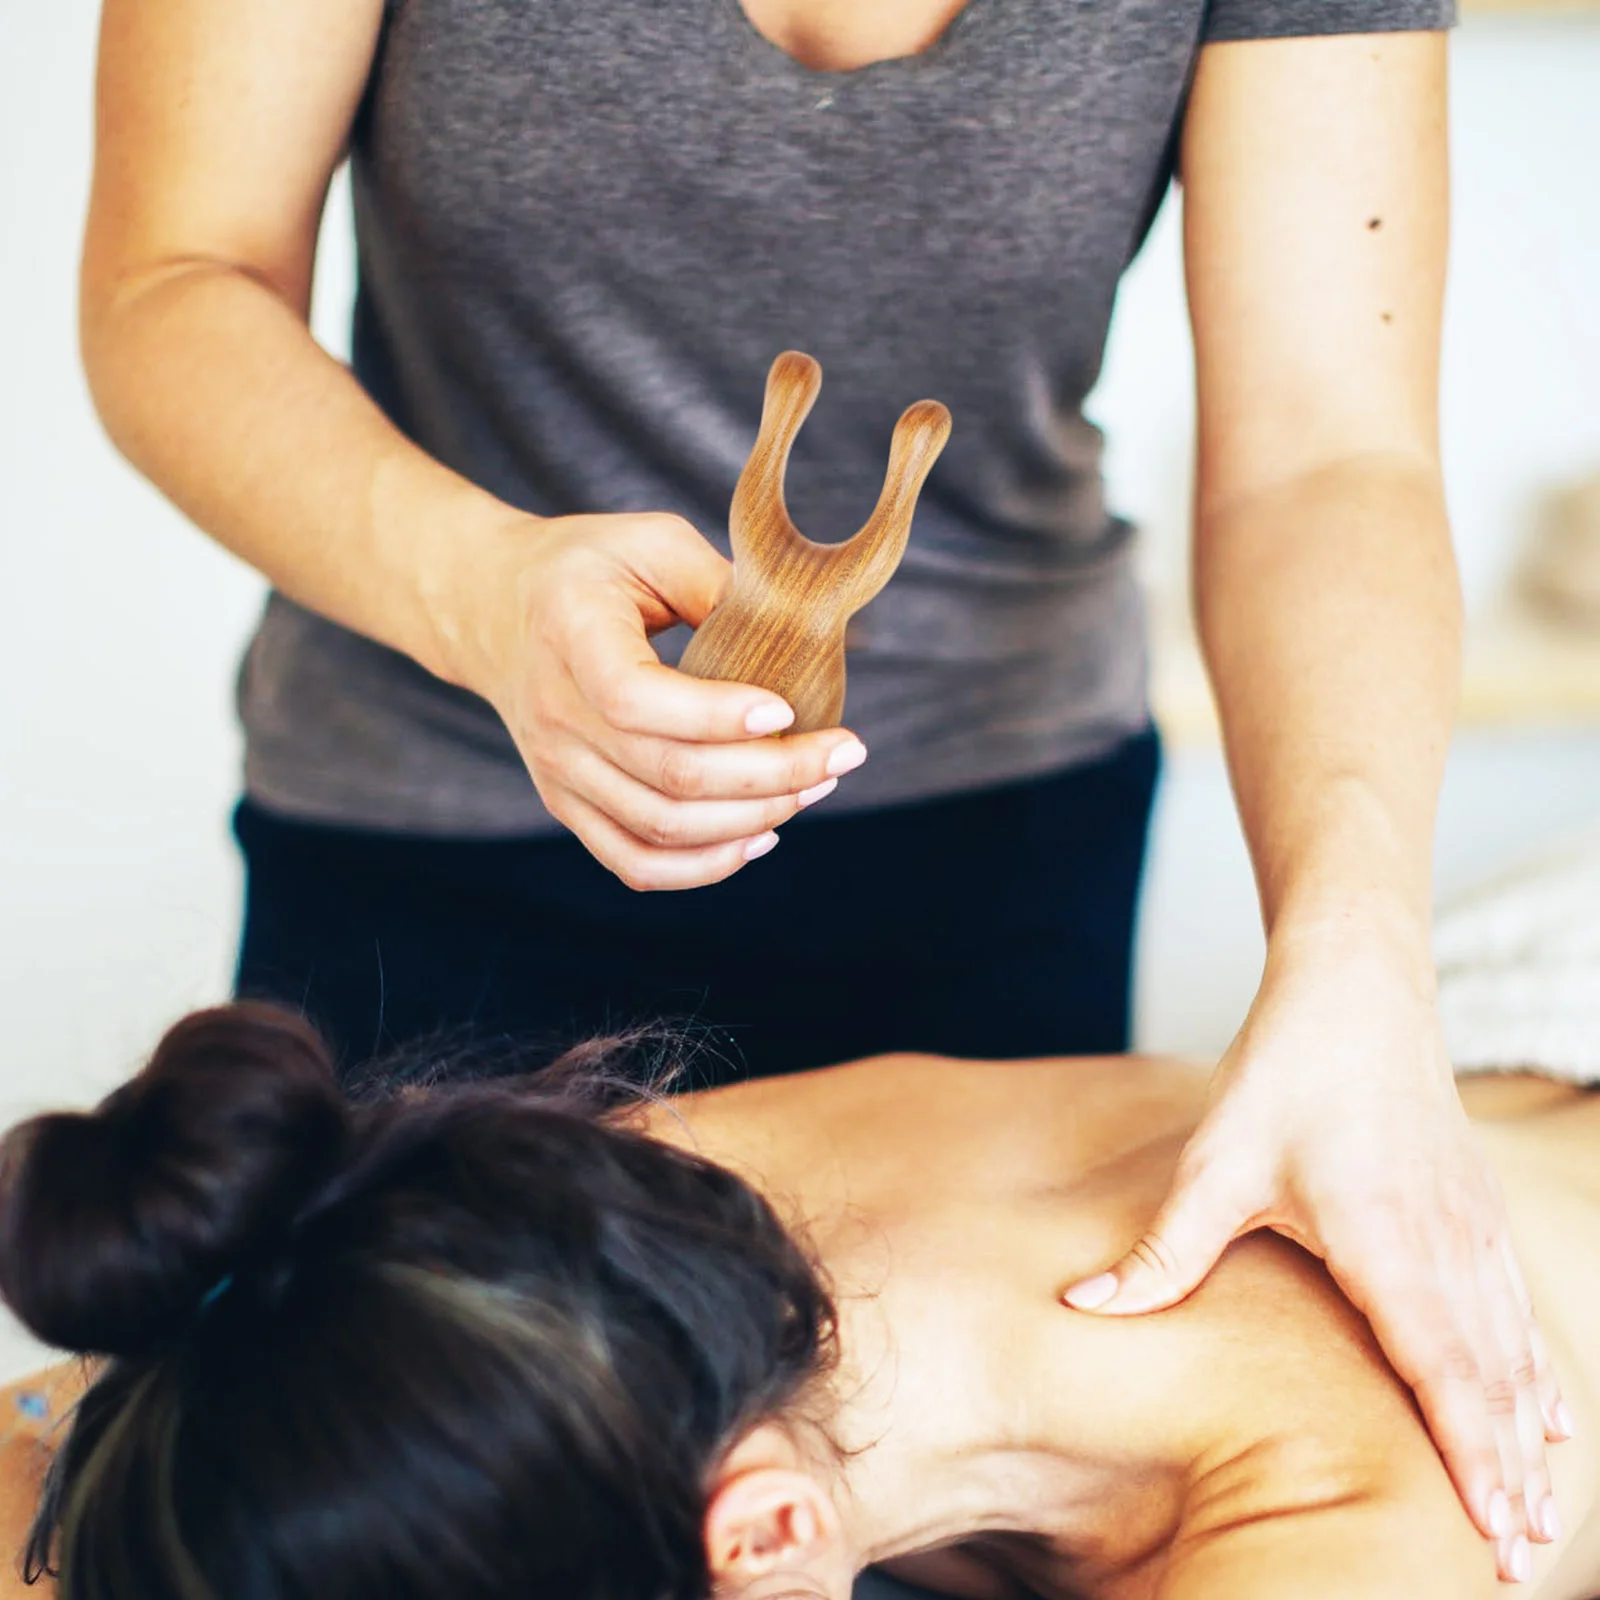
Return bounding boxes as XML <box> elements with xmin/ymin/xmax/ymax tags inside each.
<box><xmin>2</xmin><ymin>9</ymin><xmax>1598</xmax><ymax>1376</ymax></box>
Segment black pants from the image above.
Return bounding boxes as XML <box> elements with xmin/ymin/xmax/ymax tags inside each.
<box><xmin>234</xmin><ymin>728</ymin><xmax>1160</xmax><ymax>1086</ymax></box>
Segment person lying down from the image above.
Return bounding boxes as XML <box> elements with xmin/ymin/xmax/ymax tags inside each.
<box><xmin>0</xmin><ymin>1004</ymin><xmax>1595</xmax><ymax>1600</ymax></box>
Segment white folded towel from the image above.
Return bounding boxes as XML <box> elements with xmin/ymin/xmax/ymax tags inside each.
<box><xmin>1437</xmin><ymin>823</ymin><xmax>1600</xmax><ymax>1086</ymax></box>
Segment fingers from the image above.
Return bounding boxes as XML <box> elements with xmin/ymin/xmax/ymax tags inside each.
<box><xmin>548</xmin><ymin>587</ymin><xmax>866</xmax><ymax>803</ymax></box>
<box><xmin>560</xmin><ymin>743</ymin><xmax>813</xmax><ymax>851</ymax></box>
<box><xmin>1378</xmin><ymin>1315</ymin><xmax>1533</xmax><ymax>1584</ymax></box>
<box><xmin>544</xmin><ymin>547</ymin><xmax>787</xmax><ymax>743</ymax></box>
<box><xmin>599</xmin><ymin>722</ymin><xmax>866</xmax><ymax>805</ymax></box>
<box><xmin>1504</xmin><ymin>1238</ymin><xmax>1572</xmax><ymax>1446</ymax></box>
<box><xmin>515</xmin><ymin>511</ymin><xmax>873</xmax><ymax>885</ymax></box>
<box><xmin>614</xmin><ymin>511</ymin><xmax>735</xmax><ymax>630</ymax></box>
<box><xmin>1342</xmin><ymin>1212</ymin><xmax>1558</xmax><ymax>1581</ymax></box>
<box><xmin>1478</xmin><ymin>1240</ymin><xmax>1556</xmax><ymax>1550</ymax></box>
<box><xmin>1063</xmin><ymin>1160</ymin><xmax>1245</xmax><ymax>1315</ymax></box>
<box><xmin>1382</xmin><ymin>1295</ymin><xmax>1512</xmax><ymax>1544</ymax></box>
<box><xmin>550</xmin><ymin>787</ymin><xmax>781</xmax><ymax>893</ymax></box>
<box><xmin>571</xmin><ymin>632</ymin><xmax>800</xmax><ymax>744</ymax></box>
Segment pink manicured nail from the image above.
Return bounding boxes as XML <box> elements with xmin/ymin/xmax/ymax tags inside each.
<box><xmin>796</xmin><ymin>777</ymin><xmax>838</xmax><ymax>808</ymax></box>
<box><xmin>825</xmin><ymin>739</ymin><xmax>868</xmax><ymax>777</ymax></box>
<box><xmin>1064</xmin><ymin>1273</ymin><xmax>1118</xmax><ymax>1311</ymax></box>
<box><xmin>1537</xmin><ymin>1497</ymin><xmax>1561</xmax><ymax>1543</ymax></box>
<box><xmin>1552</xmin><ymin>1400</ymin><xmax>1577</xmax><ymax>1440</ymax></box>
<box><xmin>745</xmin><ymin>702</ymin><xmax>795</xmax><ymax>736</ymax></box>
<box><xmin>1510</xmin><ymin>1535</ymin><xmax>1532</xmax><ymax>1583</ymax></box>
<box><xmin>1488</xmin><ymin>1490</ymin><xmax>1513</xmax><ymax>1539</ymax></box>
<box><xmin>743</xmin><ymin>832</ymin><xmax>780</xmax><ymax>861</ymax></box>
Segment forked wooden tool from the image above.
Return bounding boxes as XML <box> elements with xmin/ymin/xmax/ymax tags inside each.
<box><xmin>679</xmin><ymin>351</ymin><xmax>952</xmax><ymax>733</ymax></box>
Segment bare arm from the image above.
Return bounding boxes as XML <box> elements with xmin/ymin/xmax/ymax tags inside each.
<box><xmin>1065</xmin><ymin>32</ymin><xmax>1566</xmax><ymax>1575</ymax></box>
<box><xmin>81</xmin><ymin>0</ymin><xmax>470</xmax><ymax>674</ymax></box>
<box><xmin>1183</xmin><ymin>31</ymin><xmax>1456</xmax><ymax>957</ymax></box>
<box><xmin>82</xmin><ymin>0</ymin><xmax>861</xmax><ymax>888</ymax></box>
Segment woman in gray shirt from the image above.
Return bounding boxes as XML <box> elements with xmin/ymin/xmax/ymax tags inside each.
<box><xmin>77</xmin><ymin>0</ymin><xmax>1559</xmax><ymax>1574</ymax></box>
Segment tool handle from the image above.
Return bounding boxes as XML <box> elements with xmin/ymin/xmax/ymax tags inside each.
<box><xmin>680</xmin><ymin>351</ymin><xmax>952</xmax><ymax>732</ymax></box>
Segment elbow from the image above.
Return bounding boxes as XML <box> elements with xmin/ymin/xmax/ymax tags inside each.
<box><xmin>75</xmin><ymin>233</ymin><xmax>184</xmax><ymax>463</ymax></box>
<box><xmin>77</xmin><ymin>247</ymin><xmax>270</xmax><ymax>472</ymax></box>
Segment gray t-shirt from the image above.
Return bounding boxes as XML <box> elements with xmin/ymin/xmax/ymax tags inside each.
<box><xmin>239</xmin><ymin>0</ymin><xmax>1454</xmax><ymax>836</ymax></box>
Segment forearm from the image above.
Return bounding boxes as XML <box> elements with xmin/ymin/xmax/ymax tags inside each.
<box><xmin>1195</xmin><ymin>452</ymin><xmax>1461</xmax><ymax>955</ymax></box>
<box><xmin>81</xmin><ymin>260</ymin><xmax>513</xmax><ymax>687</ymax></box>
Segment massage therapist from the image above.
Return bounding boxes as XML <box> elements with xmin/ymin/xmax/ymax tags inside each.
<box><xmin>79</xmin><ymin>0</ymin><xmax>1564</xmax><ymax>1558</ymax></box>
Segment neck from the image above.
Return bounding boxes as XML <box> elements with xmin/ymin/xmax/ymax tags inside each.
<box><xmin>814</xmin><ymin>1280</ymin><xmax>1193</xmax><ymax>1595</ymax></box>
<box><xmin>822</xmin><ymin>1315</ymin><xmax>1138</xmax><ymax>1580</ymax></box>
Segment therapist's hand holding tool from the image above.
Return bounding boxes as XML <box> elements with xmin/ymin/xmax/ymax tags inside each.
<box><xmin>463</xmin><ymin>353</ymin><xmax>946</xmax><ymax>893</ymax></box>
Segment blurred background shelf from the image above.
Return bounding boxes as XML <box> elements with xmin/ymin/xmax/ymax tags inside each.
<box><xmin>1463</xmin><ymin>1</ymin><xmax>1600</xmax><ymax>11</ymax></box>
<box><xmin>1153</xmin><ymin>602</ymin><xmax>1600</xmax><ymax>748</ymax></box>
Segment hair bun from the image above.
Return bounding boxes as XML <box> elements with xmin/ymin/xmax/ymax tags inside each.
<box><xmin>0</xmin><ymin>1003</ymin><xmax>348</xmax><ymax>1358</ymax></box>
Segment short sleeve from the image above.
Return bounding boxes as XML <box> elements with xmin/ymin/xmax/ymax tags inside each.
<box><xmin>1202</xmin><ymin>0</ymin><xmax>1457</xmax><ymax>44</ymax></box>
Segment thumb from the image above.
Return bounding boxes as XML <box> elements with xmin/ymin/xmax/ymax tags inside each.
<box><xmin>622</xmin><ymin>514</ymin><xmax>734</xmax><ymax>631</ymax></box>
<box><xmin>1063</xmin><ymin>1170</ymin><xmax>1245</xmax><ymax>1316</ymax></box>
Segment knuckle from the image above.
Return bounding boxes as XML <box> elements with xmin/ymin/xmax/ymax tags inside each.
<box><xmin>610</xmin><ymin>857</ymin><xmax>648</xmax><ymax>892</ymax></box>
<box><xmin>593</xmin><ymin>675</ymin><xmax>642</xmax><ymax>728</ymax></box>
<box><xmin>635</xmin><ymin>805</ymin><xmax>686</xmax><ymax>850</ymax></box>
<box><xmin>654</xmin><ymin>744</ymin><xmax>705</xmax><ymax>799</ymax></box>
<box><xmin>1482</xmin><ymin>1376</ymin><xmax>1519</xmax><ymax>1418</ymax></box>
<box><xmin>615</xmin><ymin>859</ymin><xmax>666</xmax><ymax>893</ymax></box>
<box><xmin>1130</xmin><ymin>1233</ymin><xmax>1180</xmax><ymax>1279</ymax></box>
<box><xmin>540</xmin><ymin>791</ymin><xmax>576</xmax><ymax>832</ymax></box>
<box><xmin>641</xmin><ymin>511</ymin><xmax>698</xmax><ymax>546</ymax></box>
<box><xmin>766</xmin><ymin>796</ymin><xmax>801</xmax><ymax>828</ymax></box>
<box><xmin>789</xmin><ymin>748</ymin><xmax>827</xmax><ymax>789</ymax></box>
<box><xmin>524</xmin><ymin>723</ymin><xmax>563</xmax><ymax>768</ymax></box>
<box><xmin>1427</xmin><ymin>1341</ymin><xmax>1483</xmax><ymax>1391</ymax></box>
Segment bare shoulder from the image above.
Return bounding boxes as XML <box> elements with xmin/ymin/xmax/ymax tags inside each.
<box><xmin>0</xmin><ymin>1363</ymin><xmax>88</xmax><ymax>1599</ymax></box>
<box><xmin>1108</xmin><ymin>1231</ymin><xmax>1500</xmax><ymax>1599</ymax></box>
<box><xmin>670</xmin><ymin>1054</ymin><xmax>1209</xmax><ymax>1163</ymax></box>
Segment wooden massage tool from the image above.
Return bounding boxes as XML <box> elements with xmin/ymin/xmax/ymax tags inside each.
<box><xmin>679</xmin><ymin>351</ymin><xmax>952</xmax><ymax>732</ymax></box>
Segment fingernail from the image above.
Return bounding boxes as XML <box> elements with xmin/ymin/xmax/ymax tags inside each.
<box><xmin>745</xmin><ymin>702</ymin><xmax>795</xmax><ymax>736</ymax></box>
<box><xmin>796</xmin><ymin>777</ymin><xmax>838</xmax><ymax>808</ymax></box>
<box><xmin>1488</xmin><ymin>1489</ymin><xmax>1513</xmax><ymax>1538</ymax></box>
<box><xmin>825</xmin><ymin>739</ymin><xmax>868</xmax><ymax>777</ymax></box>
<box><xmin>743</xmin><ymin>832</ymin><xmax>780</xmax><ymax>861</ymax></box>
<box><xmin>1537</xmin><ymin>1496</ymin><xmax>1561</xmax><ymax>1543</ymax></box>
<box><xmin>1510</xmin><ymin>1534</ymin><xmax>1532</xmax><ymax>1583</ymax></box>
<box><xmin>1552</xmin><ymin>1400</ymin><xmax>1577</xmax><ymax>1440</ymax></box>
<box><xmin>1063</xmin><ymin>1273</ymin><xmax>1118</xmax><ymax>1311</ymax></box>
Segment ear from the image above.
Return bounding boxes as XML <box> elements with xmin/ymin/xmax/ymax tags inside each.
<box><xmin>704</xmin><ymin>1424</ymin><xmax>841</xmax><ymax>1588</ymax></box>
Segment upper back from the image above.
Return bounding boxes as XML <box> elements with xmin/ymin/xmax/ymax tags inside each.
<box><xmin>664</xmin><ymin>1055</ymin><xmax>1518</xmax><ymax>1598</ymax></box>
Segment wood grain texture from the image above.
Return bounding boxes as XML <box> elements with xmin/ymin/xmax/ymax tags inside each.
<box><xmin>680</xmin><ymin>351</ymin><xmax>952</xmax><ymax>732</ymax></box>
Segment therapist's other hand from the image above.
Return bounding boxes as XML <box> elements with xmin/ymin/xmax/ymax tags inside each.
<box><xmin>1063</xmin><ymin>914</ymin><xmax>1570</xmax><ymax>1578</ymax></box>
<box><xmin>453</xmin><ymin>511</ymin><xmax>865</xmax><ymax>890</ymax></box>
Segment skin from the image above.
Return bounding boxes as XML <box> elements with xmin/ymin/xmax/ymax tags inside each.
<box><xmin>661</xmin><ymin>1057</ymin><xmax>1599</xmax><ymax>1599</ymax></box>
<box><xmin>2</xmin><ymin>1059</ymin><xmax>1592</xmax><ymax>1599</ymax></box>
<box><xmin>79</xmin><ymin>0</ymin><xmax>1551</xmax><ymax>1553</ymax></box>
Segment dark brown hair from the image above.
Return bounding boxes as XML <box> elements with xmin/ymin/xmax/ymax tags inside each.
<box><xmin>0</xmin><ymin>1003</ymin><xmax>835</xmax><ymax>1599</ymax></box>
